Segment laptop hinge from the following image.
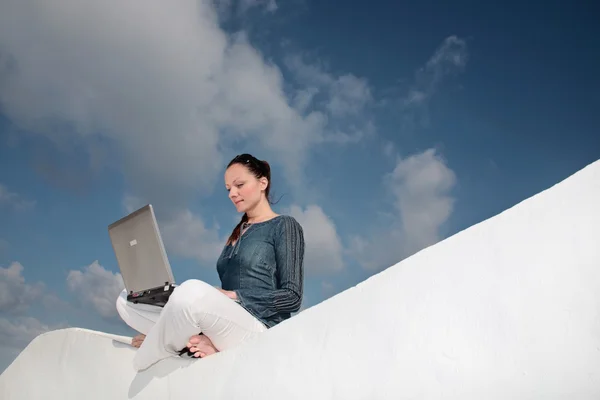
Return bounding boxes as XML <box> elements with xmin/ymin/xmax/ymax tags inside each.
<box><xmin>127</xmin><ymin>282</ymin><xmax>177</xmax><ymax>308</ymax></box>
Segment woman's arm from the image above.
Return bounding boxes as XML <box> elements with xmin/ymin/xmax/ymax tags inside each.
<box><xmin>271</xmin><ymin>216</ymin><xmax>305</xmax><ymax>313</ymax></box>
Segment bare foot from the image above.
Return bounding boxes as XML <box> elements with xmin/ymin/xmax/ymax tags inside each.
<box><xmin>132</xmin><ymin>334</ymin><xmax>146</xmax><ymax>348</ymax></box>
<box><xmin>186</xmin><ymin>334</ymin><xmax>218</xmax><ymax>358</ymax></box>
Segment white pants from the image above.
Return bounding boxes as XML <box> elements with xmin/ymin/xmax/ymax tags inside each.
<box><xmin>116</xmin><ymin>279</ymin><xmax>267</xmax><ymax>371</ymax></box>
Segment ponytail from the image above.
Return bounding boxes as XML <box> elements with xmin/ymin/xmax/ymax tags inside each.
<box><xmin>226</xmin><ymin>213</ymin><xmax>248</xmax><ymax>245</ymax></box>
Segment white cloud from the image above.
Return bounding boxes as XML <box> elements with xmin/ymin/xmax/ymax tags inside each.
<box><xmin>0</xmin><ymin>316</ymin><xmax>66</xmax><ymax>353</ymax></box>
<box><xmin>283</xmin><ymin>53</ymin><xmax>375</xmax><ymax>145</ymax></box>
<box><xmin>0</xmin><ymin>263</ymin><xmax>68</xmax><ymax>370</ymax></box>
<box><xmin>0</xmin><ymin>316</ymin><xmax>68</xmax><ymax>372</ymax></box>
<box><xmin>66</xmin><ymin>261</ymin><xmax>124</xmax><ymax>319</ymax></box>
<box><xmin>0</xmin><ymin>262</ymin><xmax>44</xmax><ymax>314</ymax></box>
<box><xmin>238</xmin><ymin>0</ymin><xmax>278</xmax><ymax>13</ymax></box>
<box><xmin>404</xmin><ymin>35</ymin><xmax>468</xmax><ymax>107</ymax></box>
<box><xmin>350</xmin><ymin>148</ymin><xmax>457</xmax><ymax>271</ymax></box>
<box><xmin>326</xmin><ymin>74</ymin><xmax>373</xmax><ymax>117</ymax></box>
<box><xmin>285</xmin><ymin>54</ymin><xmax>373</xmax><ymax>118</ymax></box>
<box><xmin>160</xmin><ymin>209</ymin><xmax>226</xmax><ymax>265</ymax></box>
<box><xmin>215</xmin><ymin>0</ymin><xmax>278</xmax><ymax>17</ymax></box>
<box><xmin>388</xmin><ymin>149</ymin><xmax>456</xmax><ymax>253</ymax></box>
<box><xmin>287</xmin><ymin>204</ymin><xmax>344</xmax><ymax>274</ymax></box>
<box><xmin>397</xmin><ymin>35</ymin><xmax>468</xmax><ymax>132</ymax></box>
<box><xmin>122</xmin><ymin>194</ymin><xmax>144</xmax><ymax>215</ymax></box>
<box><xmin>0</xmin><ymin>0</ymin><xmax>364</xmax><ymax>209</ymax></box>
<box><xmin>0</xmin><ymin>184</ymin><xmax>35</xmax><ymax>211</ymax></box>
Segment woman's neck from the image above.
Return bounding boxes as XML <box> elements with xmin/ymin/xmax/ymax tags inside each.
<box><xmin>246</xmin><ymin>200</ymin><xmax>277</xmax><ymax>223</ymax></box>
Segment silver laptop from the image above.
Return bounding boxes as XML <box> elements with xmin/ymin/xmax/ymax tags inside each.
<box><xmin>108</xmin><ymin>204</ymin><xmax>176</xmax><ymax>307</ymax></box>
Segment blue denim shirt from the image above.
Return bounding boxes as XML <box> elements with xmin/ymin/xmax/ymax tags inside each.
<box><xmin>216</xmin><ymin>215</ymin><xmax>305</xmax><ymax>328</ymax></box>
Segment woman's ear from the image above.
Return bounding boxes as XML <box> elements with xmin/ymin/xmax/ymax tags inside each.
<box><xmin>259</xmin><ymin>177</ymin><xmax>269</xmax><ymax>190</ymax></box>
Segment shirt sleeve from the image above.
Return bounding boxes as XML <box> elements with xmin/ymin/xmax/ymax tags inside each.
<box><xmin>235</xmin><ymin>216</ymin><xmax>305</xmax><ymax>318</ymax></box>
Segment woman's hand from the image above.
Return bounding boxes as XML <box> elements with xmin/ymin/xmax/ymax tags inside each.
<box><xmin>131</xmin><ymin>334</ymin><xmax>145</xmax><ymax>348</ymax></box>
<box><xmin>216</xmin><ymin>287</ymin><xmax>238</xmax><ymax>300</ymax></box>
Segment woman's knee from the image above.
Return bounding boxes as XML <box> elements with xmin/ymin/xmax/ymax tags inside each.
<box><xmin>167</xmin><ymin>279</ymin><xmax>214</xmax><ymax>311</ymax></box>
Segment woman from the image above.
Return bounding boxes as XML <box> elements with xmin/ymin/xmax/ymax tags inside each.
<box><xmin>115</xmin><ymin>153</ymin><xmax>305</xmax><ymax>371</ymax></box>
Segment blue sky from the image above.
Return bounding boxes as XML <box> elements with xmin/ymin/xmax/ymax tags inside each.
<box><xmin>0</xmin><ymin>0</ymin><xmax>598</xmax><ymax>371</ymax></box>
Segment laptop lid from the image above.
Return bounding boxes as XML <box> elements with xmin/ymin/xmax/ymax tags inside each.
<box><xmin>108</xmin><ymin>204</ymin><xmax>175</xmax><ymax>294</ymax></box>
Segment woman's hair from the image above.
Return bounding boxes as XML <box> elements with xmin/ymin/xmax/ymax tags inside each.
<box><xmin>225</xmin><ymin>153</ymin><xmax>272</xmax><ymax>245</ymax></box>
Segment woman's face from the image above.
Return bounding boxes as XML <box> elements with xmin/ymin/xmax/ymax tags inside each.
<box><xmin>224</xmin><ymin>163</ymin><xmax>265</xmax><ymax>213</ymax></box>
